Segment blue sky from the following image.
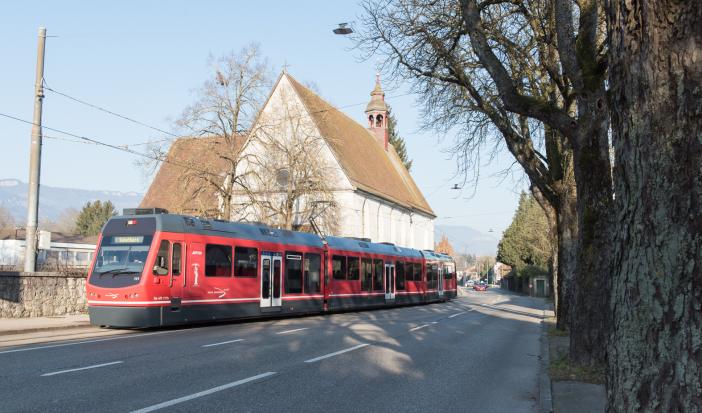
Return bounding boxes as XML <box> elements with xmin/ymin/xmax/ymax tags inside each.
<box><xmin>0</xmin><ymin>1</ymin><xmax>526</xmax><ymax>236</ymax></box>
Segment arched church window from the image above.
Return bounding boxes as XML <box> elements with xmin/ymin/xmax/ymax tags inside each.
<box><xmin>376</xmin><ymin>114</ymin><xmax>383</xmax><ymax>128</ymax></box>
<box><xmin>368</xmin><ymin>114</ymin><xmax>374</xmax><ymax>127</ymax></box>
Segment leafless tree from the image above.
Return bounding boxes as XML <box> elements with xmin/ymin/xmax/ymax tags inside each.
<box><xmin>0</xmin><ymin>207</ymin><xmax>15</xmax><ymax>232</ymax></box>
<box><xmin>140</xmin><ymin>44</ymin><xmax>273</xmax><ymax>220</ymax></box>
<box><xmin>232</xmin><ymin>87</ymin><xmax>339</xmax><ymax>234</ymax></box>
<box><xmin>40</xmin><ymin>208</ymin><xmax>80</xmax><ymax>234</ymax></box>
<box><xmin>357</xmin><ymin>0</ymin><xmax>609</xmax><ymax>365</ymax></box>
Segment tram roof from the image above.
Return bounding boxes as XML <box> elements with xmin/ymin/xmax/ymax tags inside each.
<box><xmin>108</xmin><ymin>213</ymin><xmax>449</xmax><ymax>260</ymax></box>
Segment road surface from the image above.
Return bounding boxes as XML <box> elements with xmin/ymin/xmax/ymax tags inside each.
<box><xmin>0</xmin><ymin>288</ymin><xmax>545</xmax><ymax>412</ymax></box>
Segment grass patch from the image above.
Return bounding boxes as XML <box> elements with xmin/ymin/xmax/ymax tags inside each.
<box><xmin>549</xmin><ymin>354</ymin><xmax>605</xmax><ymax>384</ymax></box>
<box><xmin>548</xmin><ymin>326</ymin><xmax>569</xmax><ymax>337</ymax></box>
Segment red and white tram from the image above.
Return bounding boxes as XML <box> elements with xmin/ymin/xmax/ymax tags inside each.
<box><xmin>86</xmin><ymin>210</ymin><xmax>457</xmax><ymax>327</ymax></box>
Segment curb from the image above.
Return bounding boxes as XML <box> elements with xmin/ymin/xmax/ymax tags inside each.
<box><xmin>0</xmin><ymin>323</ymin><xmax>93</xmax><ymax>337</ymax></box>
<box><xmin>539</xmin><ymin>308</ymin><xmax>554</xmax><ymax>413</ymax></box>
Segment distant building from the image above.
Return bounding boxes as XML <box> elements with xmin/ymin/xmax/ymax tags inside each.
<box><xmin>0</xmin><ymin>229</ymin><xmax>96</xmax><ymax>270</ymax></box>
<box><xmin>141</xmin><ymin>72</ymin><xmax>436</xmax><ymax>249</ymax></box>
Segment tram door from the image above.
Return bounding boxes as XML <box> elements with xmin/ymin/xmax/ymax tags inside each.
<box><xmin>260</xmin><ymin>252</ymin><xmax>282</xmax><ymax>308</ymax></box>
<box><xmin>384</xmin><ymin>263</ymin><xmax>395</xmax><ymax>301</ymax></box>
<box><xmin>169</xmin><ymin>241</ymin><xmax>184</xmax><ymax>307</ymax></box>
<box><xmin>437</xmin><ymin>265</ymin><xmax>444</xmax><ymax>297</ymax></box>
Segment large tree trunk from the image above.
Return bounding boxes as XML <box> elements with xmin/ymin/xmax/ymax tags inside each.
<box><xmin>555</xmin><ymin>185</ymin><xmax>578</xmax><ymax>331</ymax></box>
<box><xmin>607</xmin><ymin>1</ymin><xmax>702</xmax><ymax>410</ymax></box>
<box><xmin>569</xmin><ymin>93</ymin><xmax>614</xmax><ymax>365</ymax></box>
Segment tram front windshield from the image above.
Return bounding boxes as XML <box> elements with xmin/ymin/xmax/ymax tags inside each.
<box><xmin>89</xmin><ymin>235</ymin><xmax>153</xmax><ymax>288</ymax></box>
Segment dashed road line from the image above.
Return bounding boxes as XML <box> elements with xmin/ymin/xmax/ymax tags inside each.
<box><xmin>409</xmin><ymin>322</ymin><xmax>437</xmax><ymax>332</ymax></box>
<box><xmin>0</xmin><ymin>330</ymin><xmax>185</xmax><ymax>355</ymax></box>
<box><xmin>130</xmin><ymin>372</ymin><xmax>277</xmax><ymax>413</ymax></box>
<box><xmin>448</xmin><ymin>311</ymin><xmax>467</xmax><ymax>318</ymax></box>
<box><xmin>42</xmin><ymin>361</ymin><xmax>123</xmax><ymax>377</ymax></box>
<box><xmin>304</xmin><ymin>343</ymin><xmax>370</xmax><ymax>363</ymax></box>
<box><xmin>276</xmin><ymin>328</ymin><xmax>308</xmax><ymax>335</ymax></box>
<box><xmin>202</xmin><ymin>339</ymin><xmax>244</xmax><ymax>348</ymax></box>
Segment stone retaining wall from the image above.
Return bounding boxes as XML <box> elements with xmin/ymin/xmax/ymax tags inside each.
<box><xmin>0</xmin><ymin>271</ymin><xmax>87</xmax><ymax>318</ymax></box>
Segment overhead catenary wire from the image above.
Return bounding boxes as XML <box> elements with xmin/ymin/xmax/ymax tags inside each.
<box><xmin>0</xmin><ymin>112</ymin><xmax>220</xmax><ymax>178</ymax></box>
<box><xmin>43</xmin><ymin>83</ymin><xmax>179</xmax><ymax>139</ymax></box>
<box><xmin>41</xmin><ymin>81</ymin><xmax>416</xmax><ymax>148</ymax></box>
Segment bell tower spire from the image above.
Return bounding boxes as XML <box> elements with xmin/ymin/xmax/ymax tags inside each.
<box><xmin>364</xmin><ymin>73</ymin><xmax>389</xmax><ymax>150</ymax></box>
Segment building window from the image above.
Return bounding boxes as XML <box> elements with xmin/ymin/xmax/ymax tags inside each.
<box><xmin>396</xmin><ymin>261</ymin><xmax>405</xmax><ymax>290</ymax></box>
<box><xmin>332</xmin><ymin>255</ymin><xmax>346</xmax><ymax>280</ymax></box>
<box><xmin>153</xmin><ymin>240</ymin><xmax>170</xmax><ymax>275</ymax></box>
<box><xmin>347</xmin><ymin>256</ymin><xmax>360</xmax><ymax>280</ymax></box>
<box><xmin>234</xmin><ymin>247</ymin><xmax>258</xmax><ymax>277</ymax></box>
<box><xmin>373</xmin><ymin>259</ymin><xmax>384</xmax><ymax>291</ymax></box>
<box><xmin>361</xmin><ymin>258</ymin><xmax>373</xmax><ymax>292</ymax></box>
<box><xmin>304</xmin><ymin>253</ymin><xmax>321</xmax><ymax>294</ymax></box>
<box><xmin>285</xmin><ymin>252</ymin><xmax>303</xmax><ymax>294</ymax></box>
<box><xmin>205</xmin><ymin>244</ymin><xmax>231</xmax><ymax>277</ymax></box>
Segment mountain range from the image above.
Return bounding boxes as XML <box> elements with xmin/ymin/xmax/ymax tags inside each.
<box><xmin>0</xmin><ymin>179</ymin><xmax>143</xmax><ymax>222</ymax></box>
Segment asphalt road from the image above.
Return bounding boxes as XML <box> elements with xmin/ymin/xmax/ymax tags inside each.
<box><xmin>0</xmin><ymin>288</ymin><xmax>545</xmax><ymax>413</ymax></box>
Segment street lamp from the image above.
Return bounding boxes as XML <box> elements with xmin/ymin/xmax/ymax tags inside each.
<box><xmin>333</xmin><ymin>23</ymin><xmax>353</xmax><ymax>35</ymax></box>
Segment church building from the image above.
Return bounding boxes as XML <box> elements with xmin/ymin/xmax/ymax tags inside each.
<box><xmin>141</xmin><ymin>72</ymin><xmax>435</xmax><ymax>250</ymax></box>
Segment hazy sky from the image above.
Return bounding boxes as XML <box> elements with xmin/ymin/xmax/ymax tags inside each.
<box><xmin>0</xmin><ymin>1</ymin><xmax>527</xmax><ymax>235</ymax></box>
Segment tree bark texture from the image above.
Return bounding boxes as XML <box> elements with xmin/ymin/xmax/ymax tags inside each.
<box><xmin>607</xmin><ymin>0</ymin><xmax>702</xmax><ymax>411</ymax></box>
<box><xmin>569</xmin><ymin>108</ymin><xmax>615</xmax><ymax>365</ymax></box>
<box><xmin>556</xmin><ymin>186</ymin><xmax>578</xmax><ymax>331</ymax></box>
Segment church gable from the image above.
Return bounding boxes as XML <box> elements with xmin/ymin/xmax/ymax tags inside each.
<box><xmin>285</xmin><ymin>75</ymin><xmax>435</xmax><ymax>217</ymax></box>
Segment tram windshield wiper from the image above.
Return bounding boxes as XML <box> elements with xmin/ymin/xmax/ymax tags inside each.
<box><xmin>97</xmin><ymin>268</ymin><xmax>133</xmax><ymax>277</ymax></box>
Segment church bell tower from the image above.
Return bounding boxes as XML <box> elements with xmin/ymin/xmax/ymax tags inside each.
<box><xmin>365</xmin><ymin>73</ymin><xmax>389</xmax><ymax>150</ymax></box>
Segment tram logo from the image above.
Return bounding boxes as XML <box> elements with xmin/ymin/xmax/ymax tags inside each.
<box><xmin>105</xmin><ymin>293</ymin><xmax>119</xmax><ymax>299</ymax></box>
<box><xmin>208</xmin><ymin>287</ymin><xmax>228</xmax><ymax>298</ymax></box>
<box><xmin>192</xmin><ymin>263</ymin><xmax>200</xmax><ymax>286</ymax></box>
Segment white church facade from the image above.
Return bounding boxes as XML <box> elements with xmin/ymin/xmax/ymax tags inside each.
<box><xmin>231</xmin><ymin>72</ymin><xmax>435</xmax><ymax>250</ymax></box>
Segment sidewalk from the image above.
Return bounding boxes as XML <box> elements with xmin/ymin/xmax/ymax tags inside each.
<box><xmin>541</xmin><ymin>309</ymin><xmax>606</xmax><ymax>413</ymax></box>
<box><xmin>0</xmin><ymin>314</ymin><xmax>91</xmax><ymax>336</ymax></box>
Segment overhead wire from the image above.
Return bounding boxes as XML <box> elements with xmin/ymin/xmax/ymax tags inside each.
<box><xmin>41</xmin><ymin>81</ymin><xmax>416</xmax><ymax>148</ymax></box>
<box><xmin>0</xmin><ymin>112</ymin><xmax>219</xmax><ymax>178</ymax></box>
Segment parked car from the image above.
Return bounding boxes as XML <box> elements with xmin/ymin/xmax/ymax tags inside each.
<box><xmin>466</xmin><ymin>280</ymin><xmax>475</xmax><ymax>287</ymax></box>
<box><xmin>473</xmin><ymin>282</ymin><xmax>488</xmax><ymax>291</ymax></box>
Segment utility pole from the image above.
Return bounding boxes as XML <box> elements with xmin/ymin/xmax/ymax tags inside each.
<box><xmin>24</xmin><ymin>27</ymin><xmax>47</xmax><ymax>273</ymax></box>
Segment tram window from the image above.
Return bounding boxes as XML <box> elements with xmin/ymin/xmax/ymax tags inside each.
<box><xmin>373</xmin><ymin>259</ymin><xmax>384</xmax><ymax>291</ymax></box>
<box><xmin>405</xmin><ymin>262</ymin><xmax>414</xmax><ymax>281</ymax></box>
<box><xmin>205</xmin><ymin>244</ymin><xmax>232</xmax><ymax>277</ymax></box>
<box><xmin>361</xmin><ymin>258</ymin><xmax>373</xmax><ymax>292</ymax></box>
<box><xmin>396</xmin><ymin>261</ymin><xmax>405</xmax><ymax>290</ymax></box>
<box><xmin>153</xmin><ymin>240</ymin><xmax>170</xmax><ymax>275</ymax></box>
<box><xmin>414</xmin><ymin>263</ymin><xmax>422</xmax><ymax>281</ymax></box>
<box><xmin>172</xmin><ymin>243</ymin><xmax>182</xmax><ymax>275</ymax></box>
<box><xmin>234</xmin><ymin>247</ymin><xmax>258</xmax><ymax>277</ymax></box>
<box><xmin>332</xmin><ymin>255</ymin><xmax>346</xmax><ymax>280</ymax></box>
<box><xmin>304</xmin><ymin>253</ymin><xmax>321</xmax><ymax>294</ymax></box>
<box><xmin>285</xmin><ymin>252</ymin><xmax>303</xmax><ymax>294</ymax></box>
<box><xmin>428</xmin><ymin>264</ymin><xmax>438</xmax><ymax>289</ymax></box>
<box><xmin>445</xmin><ymin>266</ymin><xmax>453</xmax><ymax>279</ymax></box>
<box><xmin>347</xmin><ymin>257</ymin><xmax>360</xmax><ymax>280</ymax></box>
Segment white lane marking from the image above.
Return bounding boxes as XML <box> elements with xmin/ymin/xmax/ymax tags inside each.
<box><xmin>201</xmin><ymin>339</ymin><xmax>244</xmax><ymax>348</ymax></box>
<box><xmin>0</xmin><ymin>330</ymin><xmax>184</xmax><ymax>355</ymax></box>
<box><xmin>42</xmin><ymin>361</ymin><xmax>123</xmax><ymax>377</ymax></box>
<box><xmin>304</xmin><ymin>343</ymin><xmax>370</xmax><ymax>363</ymax></box>
<box><xmin>409</xmin><ymin>322</ymin><xmax>438</xmax><ymax>332</ymax></box>
<box><xmin>130</xmin><ymin>371</ymin><xmax>277</xmax><ymax>413</ymax></box>
<box><xmin>449</xmin><ymin>311</ymin><xmax>466</xmax><ymax>318</ymax></box>
<box><xmin>276</xmin><ymin>328</ymin><xmax>308</xmax><ymax>335</ymax></box>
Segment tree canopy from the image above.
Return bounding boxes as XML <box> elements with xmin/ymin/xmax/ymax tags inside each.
<box><xmin>75</xmin><ymin>201</ymin><xmax>116</xmax><ymax>236</ymax></box>
<box><xmin>497</xmin><ymin>192</ymin><xmax>552</xmax><ymax>277</ymax></box>
<box><xmin>387</xmin><ymin>107</ymin><xmax>412</xmax><ymax>171</ymax></box>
